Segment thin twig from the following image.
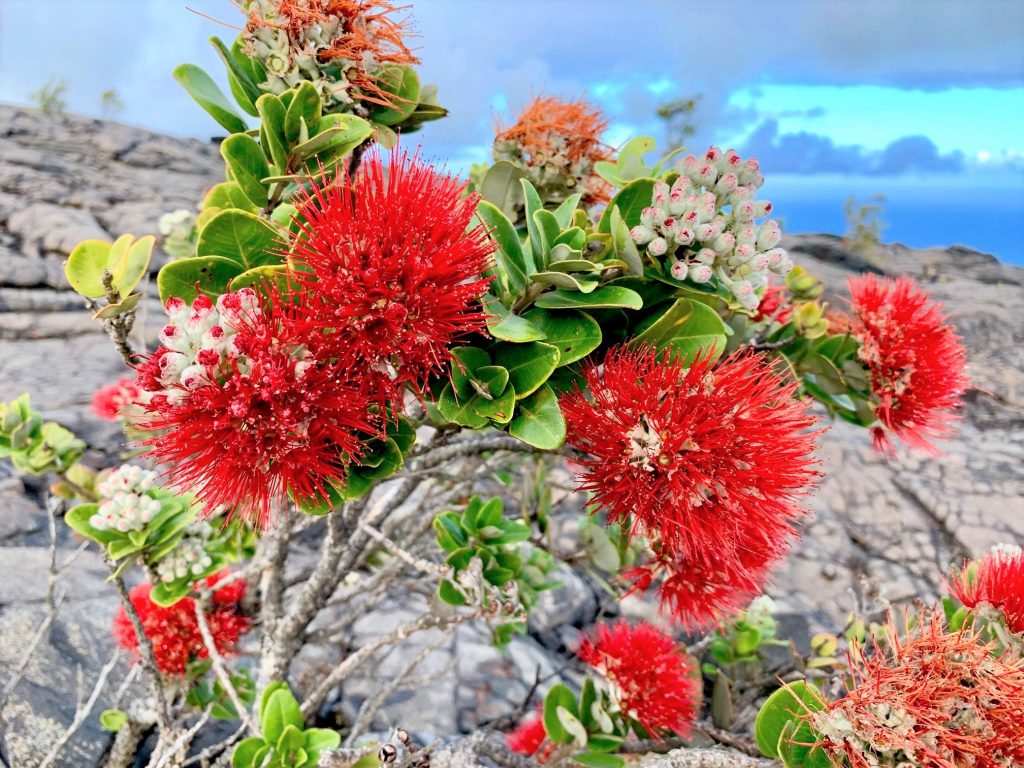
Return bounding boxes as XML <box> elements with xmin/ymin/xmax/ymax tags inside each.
<box><xmin>193</xmin><ymin>595</ymin><xmax>256</xmax><ymax>735</ymax></box>
<box><xmin>149</xmin><ymin>706</ymin><xmax>214</xmax><ymax>768</ymax></box>
<box><xmin>106</xmin><ymin>560</ymin><xmax>172</xmax><ymax>729</ymax></box>
<box><xmin>36</xmin><ymin>651</ymin><xmax>120</xmax><ymax>768</ymax></box>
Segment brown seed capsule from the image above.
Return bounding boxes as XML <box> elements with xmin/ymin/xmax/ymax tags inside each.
<box><xmin>378</xmin><ymin>744</ymin><xmax>398</xmax><ymax>764</ymax></box>
<box><xmin>396</xmin><ymin>728</ymin><xmax>411</xmax><ymax>746</ymax></box>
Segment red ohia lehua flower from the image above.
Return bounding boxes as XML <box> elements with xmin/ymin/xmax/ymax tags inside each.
<box><xmin>812</xmin><ymin>609</ymin><xmax>1024</xmax><ymax>768</ymax></box>
<box><xmin>949</xmin><ymin>545</ymin><xmax>1024</xmax><ymax>635</ymax></box>
<box><xmin>626</xmin><ymin>540</ymin><xmax>776</xmax><ymax>630</ymax></box>
<box><xmin>289</xmin><ymin>149</ymin><xmax>495</xmax><ymax>393</ymax></box>
<box><xmin>847</xmin><ymin>274</ymin><xmax>968</xmax><ymax>452</ymax></box>
<box><xmin>752</xmin><ymin>284</ymin><xmax>793</xmax><ymax>324</ymax></box>
<box><xmin>506</xmin><ymin>710</ymin><xmax>550</xmax><ymax>759</ymax></box>
<box><xmin>91</xmin><ymin>376</ymin><xmax>143</xmax><ymax>420</ymax></box>
<box><xmin>135</xmin><ymin>288</ymin><xmax>374</xmax><ymax>530</ymax></box>
<box><xmin>112</xmin><ymin>572</ymin><xmax>249</xmax><ymax>677</ymax></box>
<box><xmin>561</xmin><ymin>345</ymin><xmax>818</xmax><ymax>628</ymax></box>
<box><xmin>577</xmin><ymin>621</ymin><xmax>699</xmax><ymax>737</ymax></box>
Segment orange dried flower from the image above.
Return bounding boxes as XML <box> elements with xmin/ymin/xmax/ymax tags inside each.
<box><xmin>814</xmin><ymin>609</ymin><xmax>1024</xmax><ymax>768</ymax></box>
<box><xmin>245</xmin><ymin>0</ymin><xmax>419</xmax><ymax>109</ymax></box>
<box><xmin>494</xmin><ymin>95</ymin><xmax>613</xmax><ymax>204</ymax></box>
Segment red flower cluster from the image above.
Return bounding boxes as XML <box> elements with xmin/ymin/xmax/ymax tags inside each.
<box><xmin>91</xmin><ymin>377</ymin><xmax>142</xmax><ymax>421</ymax></box>
<box><xmin>949</xmin><ymin>547</ymin><xmax>1024</xmax><ymax>635</ymax></box>
<box><xmin>815</xmin><ymin>610</ymin><xmax>1024</xmax><ymax>768</ymax></box>
<box><xmin>506</xmin><ymin>711</ymin><xmax>550</xmax><ymax>759</ymax></box>
<box><xmin>561</xmin><ymin>345</ymin><xmax>818</xmax><ymax>628</ymax></box>
<box><xmin>752</xmin><ymin>284</ymin><xmax>793</xmax><ymax>324</ymax></box>
<box><xmin>290</xmin><ymin>149</ymin><xmax>495</xmax><ymax>394</ymax></box>
<box><xmin>112</xmin><ymin>572</ymin><xmax>249</xmax><ymax>677</ymax></box>
<box><xmin>577</xmin><ymin>621</ymin><xmax>698</xmax><ymax>737</ymax></box>
<box><xmin>136</xmin><ymin>290</ymin><xmax>373</xmax><ymax>529</ymax></box>
<box><xmin>848</xmin><ymin>275</ymin><xmax>968</xmax><ymax>452</ymax></box>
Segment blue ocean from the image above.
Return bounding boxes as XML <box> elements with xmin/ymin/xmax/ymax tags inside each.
<box><xmin>762</xmin><ymin>174</ymin><xmax>1024</xmax><ymax>266</ymax></box>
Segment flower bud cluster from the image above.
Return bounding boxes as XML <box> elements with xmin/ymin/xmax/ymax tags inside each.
<box><xmin>630</xmin><ymin>147</ymin><xmax>793</xmax><ymax>310</ymax></box>
<box><xmin>91</xmin><ymin>465</ymin><xmax>162</xmax><ymax>533</ymax></box>
<box><xmin>244</xmin><ymin>3</ymin><xmax>354</xmax><ymax>106</ymax></box>
<box><xmin>154</xmin><ymin>522</ymin><xmax>215</xmax><ymax>583</ymax></box>
<box><xmin>158</xmin><ymin>209</ymin><xmax>198</xmax><ymax>261</ymax></box>
<box><xmin>140</xmin><ymin>290</ymin><xmax>261</xmax><ymax>402</ymax></box>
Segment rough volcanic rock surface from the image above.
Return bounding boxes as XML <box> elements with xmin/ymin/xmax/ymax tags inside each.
<box><xmin>1</xmin><ymin>104</ymin><xmax>1023</xmax><ymax>765</ymax></box>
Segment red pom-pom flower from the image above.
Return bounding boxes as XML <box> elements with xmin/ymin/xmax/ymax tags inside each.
<box><xmin>506</xmin><ymin>711</ymin><xmax>549</xmax><ymax>759</ymax></box>
<box><xmin>112</xmin><ymin>572</ymin><xmax>249</xmax><ymax>677</ymax></box>
<box><xmin>847</xmin><ymin>274</ymin><xmax>968</xmax><ymax>452</ymax></box>
<box><xmin>577</xmin><ymin>621</ymin><xmax>699</xmax><ymax>737</ymax></box>
<box><xmin>135</xmin><ymin>289</ymin><xmax>373</xmax><ymax>529</ymax></box>
<box><xmin>949</xmin><ymin>546</ymin><xmax>1024</xmax><ymax>636</ymax></box>
<box><xmin>92</xmin><ymin>377</ymin><xmax>143</xmax><ymax>421</ymax></box>
<box><xmin>289</xmin><ymin>148</ymin><xmax>495</xmax><ymax>391</ymax></box>
<box><xmin>561</xmin><ymin>345</ymin><xmax>818</xmax><ymax>628</ymax></box>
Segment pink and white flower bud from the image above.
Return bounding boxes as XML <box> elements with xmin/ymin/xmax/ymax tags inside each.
<box><xmin>766</xmin><ymin>249</ymin><xmax>793</xmax><ymax>275</ymax></box>
<box><xmin>640</xmin><ymin>207</ymin><xmax>659</xmax><ymax>228</ymax></box>
<box><xmin>750</xmin><ymin>252</ymin><xmax>770</xmax><ymax>272</ymax></box>
<box><xmin>631</xmin><ymin>224</ymin><xmax>656</xmax><ymax>245</ymax></box>
<box><xmin>681</xmin><ymin>155</ymin><xmax>700</xmax><ymax>178</ymax></box>
<box><xmin>670</xmin><ymin>261</ymin><xmax>689</xmax><ymax>281</ymax></box>
<box><xmin>180</xmin><ymin>364</ymin><xmax>208</xmax><ymax>390</ymax></box>
<box><xmin>738</xmin><ymin>158</ymin><xmax>761</xmax><ymax>185</ymax></box>
<box><xmin>648</xmin><ymin>237</ymin><xmax>669</xmax><ymax>257</ymax></box>
<box><xmin>756</xmin><ymin>221</ymin><xmax>782</xmax><ymax>250</ymax></box>
<box><xmin>697</xmin><ymin>163</ymin><xmax>718</xmax><ymax>186</ymax></box>
<box><xmin>652</xmin><ymin>181</ymin><xmax>671</xmax><ymax>206</ymax></box>
<box><xmin>714</xmin><ymin>173</ymin><xmax>739</xmax><ymax>195</ymax></box>
<box><xmin>670</xmin><ymin>175</ymin><xmax>693</xmax><ymax>195</ymax></box>
<box><xmin>695</xmin><ymin>248</ymin><xmax>717</xmax><ymax>265</ymax></box>
<box><xmin>712</xmin><ymin>232</ymin><xmax>736</xmax><ymax>255</ymax></box>
<box><xmin>690</xmin><ymin>264</ymin><xmax>714</xmax><ymax>283</ymax></box>
<box><xmin>704</xmin><ymin>146</ymin><xmax>722</xmax><ymax>163</ymax></box>
<box><xmin>734</xmin><ymin>200</ymin><xmax>756</xmax><ymax>222</ymax></box>
<box><xmin>164</xmin><ymin>297</ymin><xmax>189</xmax><ymax>325</ymax></box>
<box><xmin>675</xmin><ymin>227</ymin><xmax>695</xmax><ymax>246</ymax></box>
<box><xmin>736</xmin><ymin>225</ymin><xmax>757</xmax><ymax>245</ymax></box>
<box><xmin>733</xmin><ymin>242</ymin><xmax>756</xmax><ymax>263</ymax></box>
<box><xmin>668</xmin><ymin>190</ymin><xmax>688</xmax><ymax>216</ymax></box>
<box><xmin>729</xmin><ymin>185</ymin><xmax>756</xmax><ymax>205</ymax></box>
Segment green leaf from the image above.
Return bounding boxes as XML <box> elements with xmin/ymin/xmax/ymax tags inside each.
<box><xmin>754</xmin><ymin>680</ymin><xmax>827</xmax><ymax>758</ymax></box>
<box><xmin>157</xmin><ymin>255</ymin><xmax>245</xmax><ymax>304</ymax></box>
<box><xmin>478</xmin><ymin>161</ymin><xmax>525</xmax><ymax>220</ymax></box>
<box><xmin>292</xmin><ymin>114</ymin><xmax>373</xmax><ymax>162</ymax></box>
<box><xmin>262</xmin><ymin>688</ymin><xmax>304</xmax><ymax>747</ymax></box>
<box><xmin>711</xmin><ymin>670</ymin><xmax>734</xmax><ymax>729</ymax></box>
<box><xmin>531</xmin><ymin>272</ymin><xmax>599</xmax><ymax>293</ymax></box>
<box><xmin>220</xmin><ymin>133</ymin><xmax>270</xmax><ymax>208</ymax></box>
<box><xmin>369</xmin><ymin>65</ymin><xmax>421</xmax><ymax>126</ymax></box>
<box><xmin>99</xmin><ymin>708</ymin><xmax>128</xmax><ymax>733</ymax></box>
<box><xmin>173</xmin><ymin>64</ymin><xmax>247</xmax><ymax>134</ymax></box>
<box><xmin>303</xmin><ymin>728</ymin><xmax>341</xmax><ymax>756</ymax></box>
<box><xmin>574</xmin><ymin>753</ymin><xmax>625</xmax><ymax>768</ymax></box>
<box><xmin>494</xmin><ymin>342</ymin><xmax>559</xmax><ymax>399</ymax></box>
<box><xmin>437</xmin><ymin>384</ymin><xmax>491</xmax><ymax>429</ymax></box>
<box><xmin>520</xmin><ymin>309</ymin><xmax>600</xmax><ymax>366</ymax></box>
<box><xmin>65</xmin><ymin>234</ymin><xmax>154</xmax><ymax>299</ymax></box>
<box><xmin>609</xmin><ymin>206</ymin><xmax>644</xmax><ymax>276</ymax></box>
<box><xmin>552</xmin><ymin>193</ymin><xmax>583</xmax><ymax>228</ymax></box>
<box><xmin>225</xmin><ymin>37</ymin><xmax>265</xmax><ymax>117</ymax></box>
<box><xmin>256</xmin><ymin>95</ymin><xmax>289</xmax><ymax>176</ymax></box>
<box><xmin>197</xmin><ymin>209</ymin><xmax>283</xmax><ymax>269</ymax></box>
<box><xmin>449</xmin><ymin>346</ymin><xmax>492</xmax><ymax>398</ymax></box>
<box><xmin>210</xmin><ymin>35</ymin><xmax>262</xmax><ymax>107</ymax></box>
<box><xmin>476</xmin><ymin>200</ymin><xmax>531</xmax><ymax>292</ymax></box>
<box><xmin>532</xmin><ymin>209</ymin><xmax>561</xmax><ymax>270</ymax></box>
<box><xmin>203</xmin><ymin>181</ymin><xmax>259</xmax><ymax>214</ymax></box>
<box><xmin>438</xmin><ymin>579</ymin><xmax>467</xmax><ymax>605</ymax></box>
<box><xmin>508</xmin><ymin>384</ymin><xmax>565</xmax><ymax>450</ymax></box>
<box><xmin>284</xmin><ymin>82</ymin><xmax>321</xmax><ymax>145</ymax></box>
<box><xmin>632</xmin><ymin>298</ymin><xmax>727</xmax><ymax>364</ymax></box>
<box><xmin>229</xmin><ymin>264</ymin><xmax>290</xmax><ymax>292</ymax></box>
<box><xmin>232</xmin><ymin>737</ymin><xmax>267</xmax><ymax>768</ymax></box>
<box><xmin>598</xmin><ymin>178</ymin><xmax>656</xmax><ymax>233</ymax></box>
<box><xmin>486</xmin><ymin>301</ymin><xmax>547</xmax><ymax>343</ymax></box>
<box><xmin>543</xmin><ymin>684</ymin><xmax>578</xmax><ymax>745</ymax></box>
<box><xmin>521</xmin><ymin>180</ymin><xmax>547</xmax><ymax>267</ymax></box>
<box><xmin>534</xmin><ymin>286</ymin><xmax>643</xmax><ymax>311</ymax></box>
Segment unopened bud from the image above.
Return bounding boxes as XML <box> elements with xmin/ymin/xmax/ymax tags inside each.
<box><xmin>648</xmin><ymin>237</ymin><xmax>668</xmax><ymax>257</ymax></box>
<box><xmin>690</xmin><ymin>264</ymin><xmax>714</xmax><ymax>283</ymax></box>
<box><xmin>669</xmin><ymin>261</ymin><xmax>688</xmax><ymax>281</ymax></box>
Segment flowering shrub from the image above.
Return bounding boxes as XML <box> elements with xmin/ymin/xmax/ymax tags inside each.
<box><xmin>0</xmin><ymin>1</ymin><xmax>990</xmax><ymax>766</ymax></box>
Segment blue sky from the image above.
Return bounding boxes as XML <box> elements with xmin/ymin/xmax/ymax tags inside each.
<box><xmin>2</xmin><ymin>0</ymin><xmax>1023</xmax><ymax>261</ymax></box>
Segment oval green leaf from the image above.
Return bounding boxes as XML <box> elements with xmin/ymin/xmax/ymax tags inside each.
<box><xmin>157</xmin><ymin>255</ymin><xmax>245</xmax><ymax>304</ymax></box>
<box><xmin>534</xmin><ymin>286</ymin><xmax>643</xmax><ymax>311</ymax></box>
